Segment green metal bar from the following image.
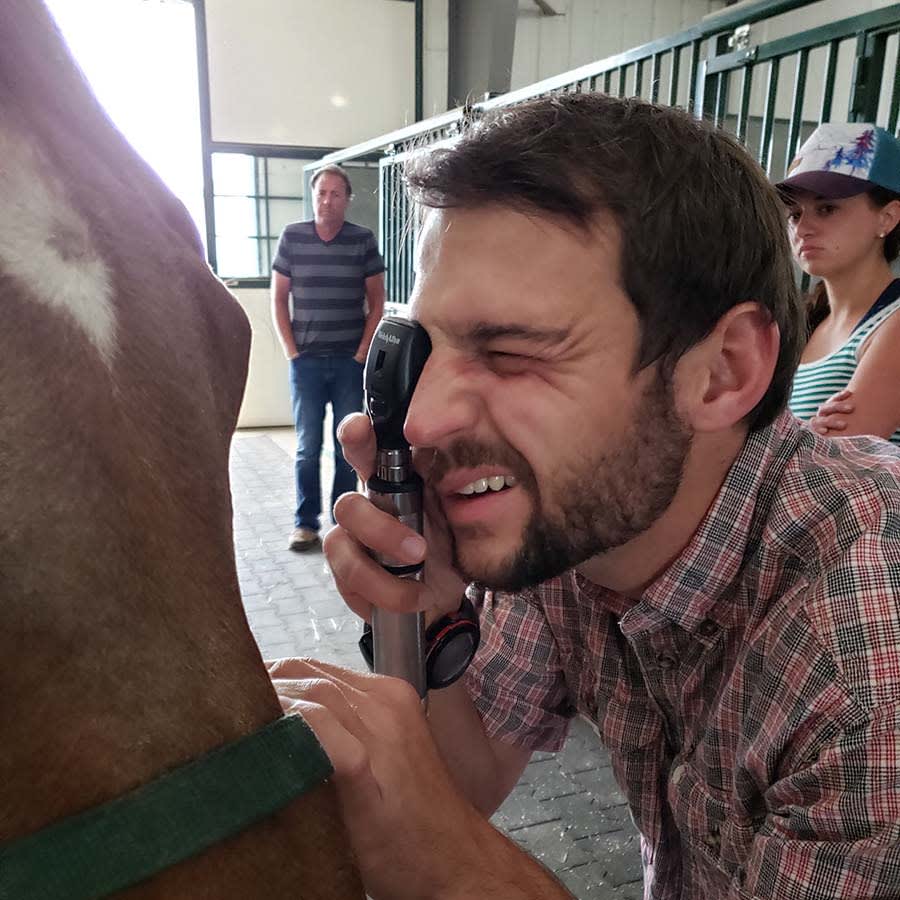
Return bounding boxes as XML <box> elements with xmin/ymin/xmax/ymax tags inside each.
<box><xmin>706</xmin><ymin>46</ymin><xmax>756</xmax><ymax>76</ymax></box>
<box><xmin>785</xmin><ymin>48</ymin><xmax>809</xmax><ymax>171</ymax></box>
<box><xmin>217</xmin><ymin>141</ymin><xmax>345</xmax><ymax>159</ymax></box>
<box><xmin>687</xmin><ymin>39</ymin><xmax>702</xmax><ymax>114</ymax></box>
<box><xmin>714</xmin><ymin>71</ymin><xmax>730</xmax><ymax>127</ymax></box>
<box><xmin>194</xmin><ymin>0</ymin><xmax>216</xmax><ymax>271</ymax></box>
<box><xmin>378</xmin><ymin>162</ymin><xmax>387</xmax><ymax>268</ymax></box>
<box><xmin>755</xmin><ymin>5</ymin><xmax>900</xmax><ymax>64</ymax></box>
<box><xmin>759</xmin><ymin>57</ymin><xmax>780</xmax><ymax>176</ymax></box>
<box><xmin>695</xmin><ymin>0</ymin><xmax>826</xmax><ymax>36</ymax></box>
<box><xmin>617</xmin><ymin>65</ymin><xmax>626</xmax><ymax>97</ymax></box>
<box><xmin>850</xmin><ymin>31</ymin><xmax>887</xmax><ymax>122</ymax></box>
<box><xmin>819</xmin><ymin>39</ymin><xmax>839</xmax><ymax>123</ymax></box>
<box><xmin>404</xmin><ymin>185</ymin><xmax>412</xmax><ymax>303</ymax></box>
<box><xmin>415</xmin><ymin>0</ymin><xmax>423</xmax><ymax>120</ymax></box>
<box><xmin>736</xmin><ymin>64</ymin><xmax>753</xmax><ymax>143</ymax></box>
<box><xmin>398</xmin><ymin>170</ymin><xmax>406</xmax><ymax>303</ymax></box>
<box><xmin>650</xmin><ymin>53</ymin><xmax>660</xmax><ymax>102</ymax></box>
<box><xmin>849</xmin><ymin>32</ymin><xmax>869</xmax><ymax>121</ymax></box>
<box><xmin>635</xmin><ymin>59</ymin><xmax>644</xmax><ymax>97</ymax></box>
<box><xmin>390</xmin><ymin>165</ymin><xmax>399</xmax><ymax>303</ymax></box>
<box><xmin>262</xmin><ymin>157</ymin><xmax>271</xmax><ymax>273</ymax></box>
<box><xmin>888</xmin><ymin>34</ymin><xmax>900</xmax><ymax>134</ymax></box>
<box><xmin>669</xmin><ymin>46</ymin><xmax>682</xmax><ymax>106</ymax></box>
<box><xmin>603</xmin><ymin>69</ymin><xmax>612</xmax><ymax>94</ymax></box>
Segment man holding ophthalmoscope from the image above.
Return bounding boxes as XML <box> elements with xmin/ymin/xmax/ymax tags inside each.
<box><xmin>270</xmin><ymin>94</ymin><xmax>900</xmax><ymax>899</ymax></box>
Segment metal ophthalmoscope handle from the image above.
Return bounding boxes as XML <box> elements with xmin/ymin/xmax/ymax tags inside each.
<box><xmin>363</xmin><ymin>317</ymin><xmax>432</xmax><ymax>698</ymax></box>
<box><xmin>367</xmin><ymin>446</ymin><xmax>426</xmax><ymax>697</ymax></box>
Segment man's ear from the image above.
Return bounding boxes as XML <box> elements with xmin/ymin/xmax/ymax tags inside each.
<box><xmin>675</xmin><ymin>302</ymin><xmax>780</xmax><ymax>433</ymax></box>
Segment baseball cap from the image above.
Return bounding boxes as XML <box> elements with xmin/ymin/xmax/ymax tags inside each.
<box><xmin>776</xmin><ymin>123</ymin><xmax>900</xmax><ymax>199</ymax></box>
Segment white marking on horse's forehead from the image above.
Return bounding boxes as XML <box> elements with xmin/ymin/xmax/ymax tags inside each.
<box><xmin>0</xmin><ymin>134</ymin><xmax>116</xmax><ymax>366</ymax></box>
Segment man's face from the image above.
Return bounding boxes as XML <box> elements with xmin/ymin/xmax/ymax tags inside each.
<box><xmin>312</xmin><ymin>173</ymin><xmax>350</xmax><ymax>225</ymax></box>
<box><xmin>405</xmin><ymin>206</ymin><xmax>692</xmax><ymax>591</ymax></box>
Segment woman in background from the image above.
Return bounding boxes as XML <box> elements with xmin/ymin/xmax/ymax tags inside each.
<box><xmin>779</xmin><ymin>123</ymin><xmax>900</xmax><ymax>442</ymax></box>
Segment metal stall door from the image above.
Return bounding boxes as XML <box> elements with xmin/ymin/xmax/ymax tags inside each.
<box><xmin>695</xmin><ymin>4</ymin><xmax>900</xmax><ymax>182</ymax></box>
<box><xmin>379</xmin><ymin>149</ymin><xmax>417</xmax><ymax>312</ymax></box>
<box><xmin>378</xmin><ymin>131</ymin><xmax>458</xmax><ymax>312</ymax></box>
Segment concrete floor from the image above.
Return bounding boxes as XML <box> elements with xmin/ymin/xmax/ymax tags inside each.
<box><xmin>230</xmin><ymin>424</ymin><xmax>643</xmax><ymax>899</ymax></box>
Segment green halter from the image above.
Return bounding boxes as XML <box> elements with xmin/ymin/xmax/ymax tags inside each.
<box><xmin>0</xmin><ymin>715</ymin><xmax>332</xmax><ymax>899</ymax></box>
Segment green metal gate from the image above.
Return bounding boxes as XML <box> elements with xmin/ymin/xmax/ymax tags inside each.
<box><xmin>309</xmin><ymin>0</ymin><xmax>900</xmax><ymax>308</ymax></box>
<box><xmin>698</xmin><ymin>4</ymin><xmax>900</xmax><ymax>182</ymax></box>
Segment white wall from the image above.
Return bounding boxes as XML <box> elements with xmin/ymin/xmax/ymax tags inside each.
<box><xmin>510</xmin><ymin>0</ymin><xmax>725</xmax><ymax>90</ymax></box>
<box><xmin>205</xmin><ymin>0</ymin><xmax>416</xmax><ymax>147</ymax></box>
<box><xmin>424</xmin><ymin>0</ymin><xmax>450</xmax><ymax>117</ymax></box>
<box><xmin>231</xmin><ymin>287</ymin><xmax>293</xmax><ymax>428</ymax></box>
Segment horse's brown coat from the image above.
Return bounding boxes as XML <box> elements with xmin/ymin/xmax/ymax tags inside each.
<box><xmin>0</xmin><ymin>3</ymin><xmax>362</xmax><ymax>896</ymax></box>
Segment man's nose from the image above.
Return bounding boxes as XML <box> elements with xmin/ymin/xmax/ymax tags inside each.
<box><xmin>404</xmin><ymin>353</ymin><xmax>479</xmax><ymax>449</ymax></box>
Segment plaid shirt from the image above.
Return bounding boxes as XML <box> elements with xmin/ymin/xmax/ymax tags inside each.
<box><xmin>466</xmin><ymin>412</ymin><xmax>900</xmax><ymax>899</ymax></box>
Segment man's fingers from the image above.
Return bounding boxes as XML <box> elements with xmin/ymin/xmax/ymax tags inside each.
<box><xmin>336</xmin><ymin>412</ymin><xmax>377</xmax><ymax>482</ymax></box>
<box><xmin>333</xmin><ymin>492</ymin><xmax>426</xmax><ymax>565</ymax></box>
<box><xmin>281</xmin><ymin>703</ymin><xmax>376</xmax><ymax>792</ymax></box>
<box><xmin>283</xmin><ymin>656</ymin><xmax>412</xmax><ymax>697</ymax></box>
<box><xmin>324</xmin><ymin>513</ymin><xmax>429</xmax><ymax>618</ymax></box>
<box><xmin>267</xmin><ymin>656</ymin><xmax>315</xmax><ymax>679</ymax></box>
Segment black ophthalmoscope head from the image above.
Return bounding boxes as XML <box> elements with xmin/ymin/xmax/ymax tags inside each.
<box><xmin>364</xmin><ymin>317</ymin><xmax>432</xmax><ymax>452</ymax></box>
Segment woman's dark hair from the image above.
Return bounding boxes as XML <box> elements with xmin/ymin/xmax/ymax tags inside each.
<box><xmin>405</xmin><ymin>93</ymin><xmax>803</xmax><ymax>430</ymax></box>
<box><xmin>804</xmin><ymin>185</ymin><xmax>900</xmax><ymax>332</ymax></box>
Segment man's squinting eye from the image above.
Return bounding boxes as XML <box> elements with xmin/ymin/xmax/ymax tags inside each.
<box><xmin>485</xmin><ymin>349</ymin><xmax>533</xmax><ymax>373</ymax></box>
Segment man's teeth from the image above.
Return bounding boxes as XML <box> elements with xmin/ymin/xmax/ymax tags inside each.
<box><xmin>458</xmin><ymin>475</ymin><xmax>518</xmax><ymax>495</ymax></box>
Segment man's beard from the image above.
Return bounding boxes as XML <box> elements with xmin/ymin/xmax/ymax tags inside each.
<box><xmin>431</xmin><ymin>370</ymin><xmax>692</xmax><ymax>592</ymax></box>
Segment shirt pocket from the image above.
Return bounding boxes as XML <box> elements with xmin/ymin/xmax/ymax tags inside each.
<box><xmin>667</xmin><ymin>758</ymin><xmax>758</xmax><ymax>892</ymax></box>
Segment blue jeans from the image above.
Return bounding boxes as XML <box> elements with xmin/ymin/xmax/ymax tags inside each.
<box><xmin>289</xmin><ymin>354</ymin><xmax>363</xmax><ymax>531</ymax></box>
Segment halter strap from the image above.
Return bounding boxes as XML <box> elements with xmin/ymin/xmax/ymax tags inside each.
<box><xmin>0</xmin><ymin>715</ymin><xmax>331</xmax><ymax>899</ymax></box>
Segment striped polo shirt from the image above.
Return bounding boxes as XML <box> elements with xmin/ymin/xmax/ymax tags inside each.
<box><xmin>272</xmin><ymin>220</ymin><xmax>385</xmax><ymax>356</ymax></box>
<box><xmin>789</xmin><ymin>279</ymin><xmax>900</xmax><ymax>444</ymax></box>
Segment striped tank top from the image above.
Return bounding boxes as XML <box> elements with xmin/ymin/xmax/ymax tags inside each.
<box><xmin>789</xmin><ymin>280</ymin><xmax>900</xmax><ymax>445</ymax></box>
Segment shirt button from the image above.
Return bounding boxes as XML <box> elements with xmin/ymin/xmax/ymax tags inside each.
<box><xmin>671</xmin><ymin>764</ymin><xmax>686</xmax><ymax>785</ymax></box>
<box><xmin>698</xmin><ymin>619</ymin><xmax>718</xmax><ymax>637</ymax></box>
<box><xmin>656</xmin><ymin>653</ymin><xmax>678</xmax><ymax>671</ymax></box>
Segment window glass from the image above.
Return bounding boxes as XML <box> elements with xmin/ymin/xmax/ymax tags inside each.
<box><xmin>212</xmin><ymin>152</ymin><xmax>312</xmax><ymax>278</ymax></box>
<box><xmin>267</xmin><ymin>157</ymin><xmax>306</xmax><ymax>197</ymax></box>
<box><xmin>212</xmin><ymin>153</ymin><xmax>255</xmax><ymax>197</ymax></box>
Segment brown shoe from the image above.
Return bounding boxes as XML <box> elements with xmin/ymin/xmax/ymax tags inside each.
<box><xmin>288</xmin><ymin>527</ymin><xmax>319</xmax><ymax>552</ymax></box>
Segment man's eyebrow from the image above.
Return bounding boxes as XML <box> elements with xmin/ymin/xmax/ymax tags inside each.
<box><xmin>466</xmin><ymin>322</ymin><xmax>568</xmax><ymax>345</ymax></box>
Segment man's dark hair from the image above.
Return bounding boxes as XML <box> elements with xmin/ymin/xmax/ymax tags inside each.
<box><xmin>311</xmin><ymin>164</ymin><xmax>353</xmax><ymax>197</ymax></box>
<box><xmin>405</xmin><ymin>93</ymin><xmax>804</xmax><ymax>430</ymax></box>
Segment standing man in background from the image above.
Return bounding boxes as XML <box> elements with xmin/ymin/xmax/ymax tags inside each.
<box><xmin>271</xmin><ymin>164</ymin><xmax>385</xmax><ymax>551</ymax></box>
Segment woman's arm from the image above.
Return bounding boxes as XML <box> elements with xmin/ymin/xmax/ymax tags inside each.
<box><xmin>809</xmin><ymin>310</ymin><xmax>900</xmax><ymax>440</ymax></box>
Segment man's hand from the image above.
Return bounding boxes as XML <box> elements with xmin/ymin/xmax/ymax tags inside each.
<box><xmin>352</xmin><ymin>349</ymin><xmax>366</xmax><ymax>364</ymax></box>
<box><xmin>268</xmin><ymin>658</ymin><xmax>573</xmax><ymax>900</ymax></box>
<box><xmin>325</xmin><ymin>412</ymin><xmax>465</xmax><ymax>624</ymax></box>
